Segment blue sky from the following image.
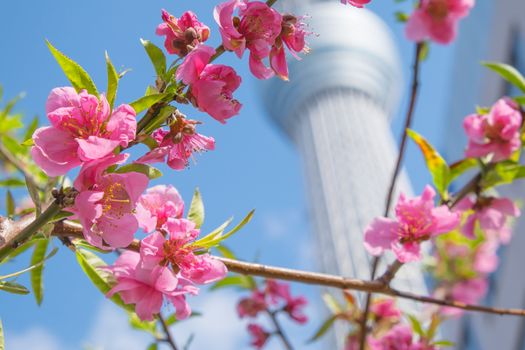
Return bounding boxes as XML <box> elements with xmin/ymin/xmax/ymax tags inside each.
<box><xmin>0</xmin><ymin>0</ymin><xmax>465</xmax><ymax>349</ymax></box>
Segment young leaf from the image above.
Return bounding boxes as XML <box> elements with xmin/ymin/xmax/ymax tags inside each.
<box><xmin>210</xmin><ymin>275</ymin><xmax>254</xmax><ymax>291</ymax></box>
<box><xmin>146</xmin><ymin>343</ymin><xmax>158</xmax><ymax>350</ymax></box>
<box><xmin>23</xmin><ymin>116</ymin><xmax>39</xmax><ymax>142</ymax></box>
<box><xmin>188</xmin><ymin>188</ymin><xmax>205</xmax><ymax>229</ymax></box>
<box><xmin>30</xmin><ymin>239</ymin><xmax>49</xmax><ymax>305</ymax></box>
<box><xmin>113</xmin><ymin>163</ymin><xmax>162</xmax><ymax>179</ymax></box>
<box><xmin>322</xmin><ymin>293</ymin><xmax>343</xmax><ymax>314</ymax></box>
<box><xmin>407</xmin><ymin>129</ymin><xmax>450</xmax><ymax>198</ymax></box>
<box><xmin>407</xmin><ymin>315</ymin><xmax>425</xmax><ymax>337</ymax></box>
<box><xmin>0</xmin><ymin>317</ymin><xmax>4</xmax><ymax>350</ymax></box>
<box><xmin>128</xmin><ymin>312</ymin><xmax>158</xmax><ymax>336</ymax></box>
<box><xmin>75</xmin><ymin>249</ymin><xmax>133</xmax><ymax>312</ymax></box>
<box><xmin>46</xmin><ymin>40</ymin><xmax>98</xmax><ymax>95</ymax></box>
<box><xmin>482</xmin><ymin>61</ymin><xmax>525</xmax><ymax>93</ymax></box>
<box><xmin>129</xmin><ymin>93</ymin><xmax>168</xmax><ymax>114</ymax></box>
<box><xmin>105</xmin><ymin>51</ymin><xmax>119</xmax><ymax>109</ymax></box>
<box><xmin>0</xmin><ymin>178</ymin><xmax>25</xmax><ymax>187</ymax></box>
<box><xmin>6</xmin><ymin>190</ymin><xmax>15</xmax><ymax>217</ymax></box>
<box><xmin>308</xmin><ymin>315</ymin><xmax>338</xmax><ymax>343</ymax></box>
<box><xmin>449</xmin><ymin>158</ymin><xmax>478</xmax><ymax>183</ymax></box>
<box><xmin>215</xmin><ymin>245</ymin><xmax>236</xmax><ymax>260</ymax></box>
<box><xmin>432</xmin><ymin>340</ymin><xmax>455</xmax><ymax>347</ymax></box>
<box><xmin>25</xmin><ymin>175</ymin><xmax>42</xmax><ymax>215</ymax></box>
<box><xmin>515</xmin><ymin>96</ymin><xmax>525</xmax><ymax>105</ymax></box>
<box><xmin>0</xmin><ymin>247</ymin><xmax>57</xmax><ymax>280</ymax></box>
<box><xmin>395</xmin><ymin>11</ymin><xmax>409</xmax><ymax>22</ymax></box>
<box><xmin>140</xmin><ymin>39</ymin><xmax>167</xmax><ymax>79</ymax></box>
<box><xmin>482</xmin><ymin>162</ymin><xmax>525</xmax><ymax>188</ymax></box>
<box><xmin>0</xmin><ymin>281</ymin><xmax>30</xmax><ymax>294</ymax></box>
<box><xmin>142</xmin><ymin>105</ymin><xmax>177</xmax><ymax>135</ymax></box>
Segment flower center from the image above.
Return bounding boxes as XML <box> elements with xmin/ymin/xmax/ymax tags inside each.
<box><xmin>101</xmin><ymin>182</ymin><xmax>130</xmax><ymax>217</ymax></box>
<box><xmin>427</xmin><ymin>0</ymin><xmax>449</xmax><ymax>20</ymax></box>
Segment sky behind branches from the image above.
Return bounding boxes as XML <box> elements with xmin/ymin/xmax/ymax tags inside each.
<box><xmin>0</xmin><ymin>0</ymin><xmax>461</xmax><ymax>349</ymax></box>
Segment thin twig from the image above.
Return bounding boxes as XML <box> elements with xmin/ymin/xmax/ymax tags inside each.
<box><xmin>359</xmin><ymin>42</ymin><xmax>424</xmax><ymax>350</ymax></box>
<box><xmin>0</xmin><ymin>142</ymin><xmax>42</xmax><ymax>191</ymax></box>
<box><xmin>267</xmin><ymin>310</ymin><xmax>293</xmax><ymax>350</ymax></box>
<box><xmin>16</xmin><ymin>222</ymin><xmax>520</xmax><ymax>317</ymax></box>
<box><xmin>158</xmin><ymin>314</ymin><xmax>179</xmax><ymax>350</ymax></box>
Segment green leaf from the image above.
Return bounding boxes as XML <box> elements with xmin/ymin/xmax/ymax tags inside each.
<box><xmin>0</xmin><ymin>178</ymin><xmax>25</xmax><ymax>187</ymax></box>
<box><xmin>105</xmin><ymin>51</ymin><xmax>119</xmax><ymax>109</ymax></box>
<box><xmin>23</xmin><ymin>116</ymin><xmax>39</xmax><ymax>142</ymax></box>
<box><xmin>6</xmin><ymin>190</ymin><xmax>15</xmax><ymax>217</ymax></box>
<box><xmin>46</xmin><ymin>40</ymin><xmax>98</xmax><ymax>95</ymax></box>
<box><xmin>30</xmin><ymin>239</ymin><xmax>49</xmax><ymax>305</ymax></box>
<box><xmin>128</xmin><ymin>312</ymin><xmax>157</xmax><ymax>336</ymax></box>
<box><xmin>408</xmin><ymin>315</ymin><xmax>425</xmax><ymax>337</ymax></box>
<box><xmin>395</xmin><ymin>11</ymin><xmax>409</xmax><ymax>22</ymax></box>
<box><xmin>482</xmin><ymin>61</ymin><xmax>525</xmax><ymax>93</ymax></box>
<box><xmin>0</xmin><ymin>281</ymin><xmax>29</xmax><ymax>294</ymax></box>
<box><xmin>432</xmin><ymin>340</ymin><xmax>455</xmax><ymax>347</ymax></box>
<box><xmin>308</xmin><ymin>315</ymin><xmax>338</xmax><ymax>343</ymax></box>
<box><xmin>0</xmin><ymin>239</ymin><xmax>42</xmax><ymax>265</ymax></box>
<box><xmin>141</xmin><ymin>39</ymin><xmax>166</xmax><ymax>79</ymax></box>
<box><xmin>407</xmin><ymin>129</ymin><xmax>450</xmax><ymax>198</ymax></box>
<box><xmin>482</xmin><ymin>161</ymin><xmax>525</xmax><ymax>188</ymax></box>
<box><xmin>0</xmin><ymin>246</ymin><xmax>57</xmax><ymax>280</ymax></box>
<box><xmin>0</xmin><ymin>317</ymin><xmax>4</xmax><ymax>350</ymax></box>
<box><xmin>146</xmin><ymin>343</ymin><xmax>158</xmax><ymax>350</ymax></box>
<box><xmin>25</xmin><ymin>174</ymin><xmax>41</xmax><ymax>215</ymax></box>
<box><xmin>449</xmin><ymin>158</ymin><xmax>478</xmax><ymax>183</ymax></box>
<box><xmin>515</xmin><ymin>96</ymin><xmax>525</xmax><ymax>105</ymax></box>
<box><xmin>72</xmin><ymin>239</ymin><xmax>112</xmax><ymax>254</ymax></box>
<box><xmin>49</xmin><ymin>210</ymin><xmax>74</xmax><ymax>223</ymax></box>
<box><xmin>142</xmin><ymin>105</ymin><xmax>177</xmax><ymax>135</ymax></box>
<box><xmin>75</xmin><ymin>249</ymin><xmax>133</xmax><ymax>312</ymax></box>
<box><xmin>0</xmin><ymin>93</ymin><xmax>25</xmax><ymax>120</ymax></box>
<box><xmin>188</xmin><ymin>188</ymin><xmax>205</xmax><ymax>229</ymax></box>
<box><xmin>419</xmin><ymin>42</ymin><xmax>430</xmax><ymax>62</ymax></box>
<box><xmin>130</xmin><ymin>93</ymin><xmax>168</xmax><ymax>114</ymax></box>
<box><xmin>215</xmin><ymin>245</ymin><xmax>236</xmax><ymax>260</ymax></box>
<box><xmin>113</xmin><ymin>163</ymin><xmax>162</xmax><ymax>179</ymax></box>
<box><xmin>194</xmin><ymin>211</ymin><xmax>254</xmax><ymax>248</ymax></box>
<box><xmin>0</xmin><ymin>115</ymin><xmax>23</xmax><ymax>134</ymax></box>
<box><xmin>322</xmin><ymin>293</ymin><xmax>342</xmax><ymax>314</ymax></box>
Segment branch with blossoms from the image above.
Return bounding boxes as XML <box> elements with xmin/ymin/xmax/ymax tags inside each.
<box><xmin>2</xmin><ymin>0</ymin><xmax>525</xmax><ymax>350</ymax></box>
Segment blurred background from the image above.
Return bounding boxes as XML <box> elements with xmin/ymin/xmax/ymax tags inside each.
<box><xmin>0</xmin><ymin>0</ymin><xmax>524</xmax><ymax>349</ymax></box>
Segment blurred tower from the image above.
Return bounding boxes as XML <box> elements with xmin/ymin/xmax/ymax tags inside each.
<box><xmin>261</xmin><ymin>1</ymin><xmax>427</xmax><ymax>306</ymax></box>
<box><xmin>443</xmin><ymin>1</ymin><xmax>525</xmax><ymax>349</ymax></box>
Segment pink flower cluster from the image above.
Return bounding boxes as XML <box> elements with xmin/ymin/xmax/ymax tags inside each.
<box><xmin>177</xmin><ymin>44</ymin><xmax>242</xmax><ymax>123</ymax></box>
<box><xmin>406</xmin><ymin>0</ymin><xmax>475</xmax><ymax>44</ymax></box>
<box><xmin>137</xmin><ymin>115</ymin><xmax>215</xmax><ymax>170</ymax></box>
<box><xmin>215</xmin><ymin>0</ymin><xmax>309</xmax><ymax>80</ymax></box>
<box><xmin>107</xmin><ymin>185</ymin><xmax>228</xmax><ymax>320</ymax></box>
<box><xmin>238</xmin><ymin>279</ymin><xmax>308</xmax><ymax>349</ymax></box>
<box><xmin>368</xmin><ymin>324</ymin><xmax>437</xmax><ymax>350</ymax></box>
<box><xmin>156</xmin><ymin>10</ymin><xmax>210</xmax><ymax>57</ymax></box>
<box><xmin>32</xmin><ymin>87</ymin><xmax>136</xmax><ymax>176</ymax></box>
<box><xmin>364</xmin><ymin>186</ymin><xmax>460</xmax><ymax>262</ymax></box>
<box><xmin>463</xmin><ymin>98</ymin><xmax>522</xmax><ymax>162</ymax></box>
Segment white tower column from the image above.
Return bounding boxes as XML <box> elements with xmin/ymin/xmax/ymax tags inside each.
<box><xmin>261</xmin><ymin>2</ymin><xmax>427</xmax><ymax>296</ymax></box>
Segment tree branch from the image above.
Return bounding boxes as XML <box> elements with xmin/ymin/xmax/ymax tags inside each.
<box><xmin>158</xmin><ymin>313</ymin><xmax>179</xmax><ymax>350</ymax></box>
<box><xmin>267</xmin><ymin>310</ymin><xmax>293</xmax><ymax>350</ymax></box>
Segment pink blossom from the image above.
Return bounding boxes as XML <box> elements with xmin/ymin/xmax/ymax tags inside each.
<box><xmin>270</xmin><ymin>14</ymin><xmax>310</xmax><ymax>80</ymax></box>
<box><xmin>176</xmin><ymin>44</ymin><xmax>242</xmax><ymax>123</ymax></box>
<box><xmin>135</xmin><ymin>184</ymin><xmax>184</xmax><ymax>233</ymax></box>
<box><xmin>106</xmin><ymin>251</ymin><xmax>197</xmax><ymax>321</ymax></box>
<box><xmin>283</xmin><ymin>295</ymin><xmax>308</xmax><ymax>324</ymax></box>
<box><xmin>405</xmin><ymin>0</ymin><xmax>475</xmax><ymax>44</ymax></box>
<box><xmin>237</xmin><ymin>291</ymin><xmax>267</xmax><ymax>318</ymax></box>
<box><xmin>368</xmin><ymin>324</ymin><xmax>414</xmax><ymax>350</ymax></box>
<box><xmin>137</xmin><ymin>118</ymin><xmax>215</xmax><ymax>170</ymax></box>
<box><xmin>265</xmin><ymin>279</ymin><xmax>291</xmax><ymax>303</ymax></box>
<box><xmin>441</xmin><ymin>278</ymin><xmax>488</xmax><ymax>317</ymax></box>
<box><xmin>455</xmin><ymin>195</ymin><xmax>520</xmax><ymax>242</ymax></box>
<box><xmin>70</xmin><ymin>154</ymin><xmax>149</xmax><ymax>249</ymax></box>
<box><xmin>364</xmin><ymin>186</ymin><xmax>460</xmax><ymax>262</ymax></box>
<box><xmin>139</xmin><ymin>218</ymin><xmax>227</xmax><ymax>284</ymax></box>
<box><xmin>473</xmin><ymin>240</ymin><xmax>499</xmax><ymax>274</ymax></box>
<box><xmin>370</xmin><ymin>298</ymin><xmax>401</xmax><ymax>320</ymax></box>
<box><xmin>214</xmin><ymin>0</ymin><xmax>282</xmax><ymax>79</ymax></box>
<box><xmin>191</xmin><ymin>64</ymin><xmax>242</xmax><ymax>123</ymax></box>
<box><xmin>32</xmin><ymin>87</ymin><xmax>136</xmax><ymax>176</ymax></box>
<box><xmin>341</xmin><ymin>0</ymin><xmax>372</xmax><ymax>8</ymax></box>
<box><xmin>463</xmin><ymin>98</ymin><xmax>522</xmax><ymax>161</ymax></box>
<box><xmin>247</xmin><ymin>323</ymin><xmax>271</xmax><ymax>349</ymax></box>
<box><xmin>156</xmin><ymin>10</ymin><xmax>210</xmax><ymax>56</ymax></box>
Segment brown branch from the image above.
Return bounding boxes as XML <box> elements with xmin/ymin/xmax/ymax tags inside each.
<box><xmin>360</xmin><ymin>42</ymin><xmax>424</xmax><ymax>350</ymax></box>
<box><xmin>267</xmin><ymin>310</ymin><xmax>293</xmax><ymax>350</ymax></box>
<box><xmin>0</xmin><ymin>220</ymin><xmax>512</xmax><ymax>318</ymax></box>
<box><xmin>158</xmin><ymin>314</ymin><xmax>179</xmax><ymax>350</ymax></box>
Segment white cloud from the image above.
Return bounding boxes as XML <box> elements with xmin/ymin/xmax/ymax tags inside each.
<box><xmin>6</xmin><ymin>327</ymin><xmax>63</xmax><ymax>350</ymax></box>
<box><xmin>82</xmin><ymin>302</ymin><xmax>151</xmax><ymax>350</ymax></box>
